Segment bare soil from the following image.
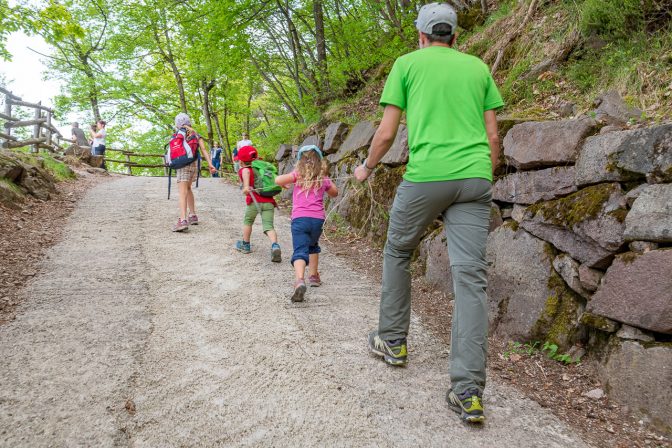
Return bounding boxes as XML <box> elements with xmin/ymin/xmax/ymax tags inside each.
<box><xmin>321</xmin><ymin>221</ymin><xmax>671</xmax><ymax>448</ymax></box>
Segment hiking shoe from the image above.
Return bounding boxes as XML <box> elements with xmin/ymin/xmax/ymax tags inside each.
<box><xmin>271</xmin><ymin>243</ymin><xmax>282</xmax><ymax>263</ymax></box>
<box><xmin>235</xmin><ymin>240</ymin><xmax>251</xmax><ymax>254</ymax></box>
<box><xmin>368</xmin><ymin>331</ymin><xmax>407</xmax><ymax>366</ymax></box>
<box><xmin>172</xmin><ymin>218</ymin><xmax>189</xmax><ymax>232</ymax></box>
<box><xmin>308</xmin><ymin>273</ymin><xmax>322</xmax><ymax>287</ymax></box>
<box><xmin>188</xmin><ymin>214</ymin><xmax>199</xmax><ymax>225</ymax></box>
<box><xmin>447</xmin><ymin>388</ymin><xmax>485</xmax><ymax>424</ymax></box>
<box><xmin>291</xmin><ymin>280</ymin><xmax>307</xmax><ymax>302</ymax></box>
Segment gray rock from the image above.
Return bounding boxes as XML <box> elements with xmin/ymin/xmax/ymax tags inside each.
<box><xmin>275</xmin><ymin>144</ymin><xmax>292</xmax><ymax>162</ymax></box>
<box><xmin>599</xmin><ymin>124</ymin><xmax>625</xmax><ymax>135</ymax></box>
<box><xmin>593</xmin><ymin>90</ymin><xmax>642</xmax><ymax>125</ymax></box>
<box><xmin>553</xmin><ymin>101</ymin><xmax>576</xmax><ymax>118</ymax></box>
<box><xmin>493</xmin><ymin>166</ymin><xmax>577</xmax><ymax>204</ymax></box>
<box><xmin>553</xmin><ymin>254</ymin><xmax>591</xmax><ymax>299</ymax></box>
<box><xmin>511</xmin><ymin>204</ymin><xmax>526</xmax><ymax>223</ymax></box>
<box><xmin>628</xmin><ymin>241</ymin><xmax>659</xmax><ymax>253</ymax></box>
<box><xmin>624</xmin><ymin>184</ymin><xmax>672</xmax><ymax>242</ymax></box>
<box><xmin>588</xmin><ymin>250</ymin><xmax>672</xmax><ymax>334</ymax></box>
<box><xmin>277</xmin><ymin>157</ymin><xmax>296</xmax><ymax>201</ymax></box>
<box><xmin>419</xmin><ymin>229</ymin><xmax>453</xmax><ymax>296</ymax></box>
<box><xmin>0</xmin><ymin>150</ymin><xmax>26</xmax><ymax>182</ymax></box>
<box><xmin>625</xmin><ymin>184</ymin><xmax>648</xmax><ymax>207</ymax></box>
<box><xmin>578</xmin><ymin>264</ymin><xmax>603</xmax><ymax>292</ymax></box>
<box><xmin>322</xmin><ymin>122</ymin><xmax>349</xmax><ymax>155</ymax></box>
<box><xmin>0</xmin><ymin>179</ymin><xmax>25</xmax><ymax>209</ymax></box>
<box><xmin>85</xmin><ymin>167</ymin><xmax>109</xmax><ymax>176</ymax></box>
<box><xmin>501</xmin><ymin>208</ymin><xmax>513</xmax><ymax>219</ymax></box>
<box><xmin>598</xmin><ymin>341</ymin><xmax>672</xmax><ymax>433</ymax></box>
<box><xmin>503</xmin><ymin>118</ymin><xmax>596</xmax><ymax>169</ymax></box>
<box><xmin>520</xmin><ymin>183</ymin><xmax>627</xmax><ymax>268</ymax></box>
<box><xmin>616</xmin><ymin>325</ymin><xmax>654</xmax><ymax>342</ymax></box>
<box><xmin>582</xmin><ymin>388</ymin><xmax>604</xmax><ymax>400</ymax></box>
<box><xmin>331</xmin><ymin>121</ymin><xmax>377</xmax><ymax>162</ymax></box>
<box><xmin>380</xmin><ymin>125</ymin><xmax>408</xmax><ymax>166</ymax></box>
<box><xmin>487</xmin><ymin>225</ymin><xmax>583</xmax><ymax>348</ymax></box>
<box><xmin>299</xmin><ymin>134</ymin><xmax>321</xmax><ymax>150</ymax></box>
<box><xmin>19</xmin><ymin>165</ymin><xmax>56</xmax><ymax>201</ymax></box>
<box><xmin>575</xmin><ymin>124</ymin><xmax>672</xmax><ymax>186</ymax></box>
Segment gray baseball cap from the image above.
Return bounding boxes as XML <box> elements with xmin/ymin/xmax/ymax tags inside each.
<box><xmin>415</xmin><ymin>3</ymin><xmax>458</xmax><ymax>35</ymax></box>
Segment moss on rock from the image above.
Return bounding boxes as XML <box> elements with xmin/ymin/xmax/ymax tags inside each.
<box><xmin>580</xmin><ymin>311</ymin><xmax>620</xmax><ymax>333</ymax></box>
<box><xmin>527</xmin><ymin>183</ymin><xmax>619</xmax><ymax>228</ymax></box>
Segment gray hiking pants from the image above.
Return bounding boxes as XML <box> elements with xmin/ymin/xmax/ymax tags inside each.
<box><xmin>379</xmin><ymin>178</ymin><xmax>492</xmax><ymax>395</ymax></box>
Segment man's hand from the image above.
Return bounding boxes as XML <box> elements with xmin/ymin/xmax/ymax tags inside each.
<box><xmin>242</xmin><ymin>186</ymin><xmax>250</xmax><ymax>195</ymax></box>
<box><xmin>209</xmin><ymin>165</ymin><xmax>217</xmax><ymax>175</ymax></box>
<box><xmin>354</xmin><ymin>164</ymin><xmax>372</xmax><ymax>183</ymax></box>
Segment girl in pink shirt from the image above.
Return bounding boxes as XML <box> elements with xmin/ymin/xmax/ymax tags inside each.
<box><xmin>275</xmin><ymin>145</ymin><xmax>339</xmax><ymax>302</ymax></box>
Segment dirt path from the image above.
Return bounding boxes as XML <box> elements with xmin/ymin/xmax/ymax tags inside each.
<box><xmin>0</xmin><ymin>177</ymin><xmax>589</xmax><ymax>447</ymax></box>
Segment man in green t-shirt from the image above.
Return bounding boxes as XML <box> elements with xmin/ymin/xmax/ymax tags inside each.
<box><xmin>354</xmin><ymin>2</ymin><xmax>504</xmax><ymax>424</ymax></box>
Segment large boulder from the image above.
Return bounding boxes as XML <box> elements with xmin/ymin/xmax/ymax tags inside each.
<box><xmin>575</xmin><ymin>124</ymin><xmax>672</xmax><ymax>186</ymax></box>
<box><xmin>624</xmin><ymin>184</ymin><xmax>672</xmax><ymax>242</ymax></box>
<box><xmin>19</xmin><ymin>164</ymin><xmax>56</xmax><ymax>201</ymax></box>
<box><xmin>0</xmin><ymin>178</ymin><xmax>25</xmax><ymax>209</ymax></box>
<box><xmin>299</xmin><ymin>134</ymin><xmax>321</xmax><ymax>149</ymax></box>
<box><xmin>486</xmin><ymin>225</ymin><xmax>583</xmax><ymax>348</ymax></box>
<box><xmin>593</xmin><ymin>90</ymin><xmax>642</xmax><ymax>125</ymax></box>
<box><xmin>598</xmin><ymin>340</ymin><xmax>672</xmax><ymax>433</ymax></box>
<box><xmin>275</xmin><ymin>144</ymin><xmax>293</xmax><ymax>162</ymax></box>
<box><xmin>503</xmin><ymin>118</ymin><xmax>596</xmax><ymax>169</ymax></box>
<box><xmin>89</xmin><ymin>155</ymin><xmax>105</xmax><ymax>169</ymax></box>
<box><xmin>0</xmin><ymin>150</ymin><xmax>25</xmax><ymax>182</ymax></box>
<box><xmin>520</xmin><ymin>183</ymin><xmax>627</xmax><ymax>268</ymax></box>
<box><xmin>493</xmin><ymin>166</ymin><xmax>577</xmax><ymax>204</ymax></box>
<box><xmin>552</xmin><ymin>254</ymin><xmax>591</xmax><ymax>300</ymax></box>
<box><xmin>329</xmin><ymin>121</ymin><xmax>377</xmax><ymax>162</ymax></box>
<box><xmin>322</xmin><ymin>122</ymin><xmax>349</xmax><ymax>155</ymax></box>
<box><xmin>277</xmin><ymin>156</ymin><xmax>296</xmax><ymax>201</ymax></box>
<box><xmin>380</xmin><ymin>125</ymin><xmax>408</xmax><ymax>166</ymax></box>
<box><xmin>587</xmin><ymin>250</ymin><xmax>672</xmax><ymax>334</ymax></box>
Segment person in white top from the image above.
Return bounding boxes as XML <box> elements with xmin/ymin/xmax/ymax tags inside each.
<box><xmin>91</xmin><ymin>120</ymin><xmax>107</xmax><ymax>170</ymax></box>
<box><xmin>236</xmin><ymin>132</ymin><xmax>252</xmax><ymax>150</ymax></box>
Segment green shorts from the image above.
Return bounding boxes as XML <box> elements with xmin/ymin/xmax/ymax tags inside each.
<box><xmin>243</xmin><ymin>202</ymin><xmax>275</xmax><ymax>233</ymax></box>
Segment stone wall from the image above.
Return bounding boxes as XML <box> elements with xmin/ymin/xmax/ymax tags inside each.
<box><xmin>276</xmin><ymin>95</ymin><xmax>671</xmax><ymax>431</ymax></box>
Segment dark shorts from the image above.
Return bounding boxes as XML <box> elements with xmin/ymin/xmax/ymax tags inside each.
<box><xmin>290</xmin><ymin>217</ymin><xmax>324</xmax><ymax>265</ymax></box>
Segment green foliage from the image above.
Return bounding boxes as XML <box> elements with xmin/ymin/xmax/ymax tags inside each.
<box><xmin>580</xmin><ymin>0</ymin><xmax>642</xmax><ymax>41</ymax></box>
<box><xmin>504</xmin><ymin>340</ymin><xmax>582</xmax><ymax>365</ymax></box>
<box><xmin>542</xmin><ymin>341</ymin><xmax>581</xmax><ymax>364</ymax></box>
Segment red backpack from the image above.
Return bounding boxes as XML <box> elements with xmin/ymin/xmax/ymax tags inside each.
<box><xmin>165</xmin><ymin>128</ymin><xmax>201</xmax><ymax>199</ymax></box>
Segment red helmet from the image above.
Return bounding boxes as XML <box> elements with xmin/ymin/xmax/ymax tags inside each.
<box><xmin>237</xmin><ymin>145</ymin><xmax>258</xmax><ymax>163</ymax></box>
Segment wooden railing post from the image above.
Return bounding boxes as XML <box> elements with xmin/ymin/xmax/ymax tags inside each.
<box><xmin>2</xmin><ymin>92</ymin><xmax>11</xmax><ymax>149</ymax></box>
<box><xmin>45</xmin><ymin>111</ymin><xmax>53</xmax><ymax>148</ymax></box>
<box><xmin>32</xmin><ymin>102</ymin><xmax>41</xmax><ymax>153</ymax></box>
<box><xmin>125</xmin><ymin>152</ymin><xmax>132</xmax><ymax>175</ymax></box>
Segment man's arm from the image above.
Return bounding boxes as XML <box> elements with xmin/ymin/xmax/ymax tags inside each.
<box><xmin>197</xmin><ymin>137</ymin><xmax>216</xmax><ymax>173</ymax></box>
<box><xmin>354</xmin><ymin>105</ymin><xmax>402</xmax><ymax>182</ymax></box>
<box><xmin>484</xmin><ymin>109</ymin><xmax>501</xmax><ymax>175</ymax></box>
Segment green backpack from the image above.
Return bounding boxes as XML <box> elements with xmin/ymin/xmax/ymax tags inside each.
<box><xmin>251</xmin><ymin>159</ymin><xmax>282</xmax><ymax>197</ymax></box>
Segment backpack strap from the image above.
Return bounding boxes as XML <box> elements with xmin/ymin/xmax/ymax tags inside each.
<box><xmin>167</xmin><ymin>167</ymin><xmax>172</xmax><ymax>200</ymax></box>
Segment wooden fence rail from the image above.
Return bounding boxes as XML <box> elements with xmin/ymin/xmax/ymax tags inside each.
<box><xmin>0</xmin><ymin>86</ymin><xmax>64</xmax><ymax>153</ymax></box>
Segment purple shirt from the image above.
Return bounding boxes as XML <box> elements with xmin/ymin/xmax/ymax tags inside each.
<box><xmin>291</xmin><ymin>172</ymin><xmax>332</xmax><ymax>220</ymax></box>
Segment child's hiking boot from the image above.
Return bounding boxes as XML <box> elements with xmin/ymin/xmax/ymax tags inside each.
<box><xmin>172</xmin><ymin>218</ymin><xmax>189</xmax><ymax>232</ymax></box>
<box><xmin>308</xmin><ymin>273</ymin><xmax>322</xmax><ymax>287</ymax></box>
<box><xmin>446</xmin><ymin>388</ymin><xmax>485</xmax><ymax>424</ymax></box>
<box><xmin>368</xmin><ymin>331</ymin><xmax>407</xmax><ymax>367</ymax></box>
<box><xmin>235</xmin><ymin>240</ymin><xmax>251</xmax><ymax>254</ymax></box>
<box><xmin>271</xmin><ymin>243</ymin><xmax>282</xmax><ymax>263</ymax></box>
<box><xmin>291</xmin><ymin>279</ymin><xmax>306</xmax><ymax>302</ymax></box>
<box><xmin>188</xmin><ymin>214</ymin><xmax>199</xmax><ymax>225</ymax></box>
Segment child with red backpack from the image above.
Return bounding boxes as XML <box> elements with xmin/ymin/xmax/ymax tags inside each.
<box><xmin>235</xmin><ymin>145</ymin><xmax>282</xmax><ymax>262</ymax></box>
<box><xmin>274</xmin><ymin>145</ymin><xmax>338</xmax><ymax>302</ymax></box>
<box><xmin>169</xmin><ymin>113</ymin><xmax>217</xmax><ymax>232</ymax></box>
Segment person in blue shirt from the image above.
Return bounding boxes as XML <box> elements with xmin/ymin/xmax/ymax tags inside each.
<box><xmin>210</xmin><ymin>142</ymin><xmax>222</xmax><ymax>177</ymax></box>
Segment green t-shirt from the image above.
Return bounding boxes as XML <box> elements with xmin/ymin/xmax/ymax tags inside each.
<box><xmin>380</xmin><ymin>46</ymin><xmax>504</xmax><ymax>182</ymax></box>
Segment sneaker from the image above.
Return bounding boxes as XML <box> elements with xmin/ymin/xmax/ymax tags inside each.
<box><xmin>271</xmin><ymin>243</ymin><xmax>282</xmax><ymax>263</ymax></box>
<box><xmin>291</xmin><ymin>280</ymin><xmax>306</xmax><ymax>302</ymax></box>
<box><xmin>367</xmin><ymin>331</ymin><xmax>407</xmax><ymax>367</ymax></box>
<box><xmin>446</xmin><ymin>388</ymin><xmax>485</xmax><ymax>424</ymax></box>
<box><xmin>188</xmin><ymin>214</ymin><xmax>199</xmax><ymax>225</ymax></box>
<box><xmin>308</xmin><ymin>273</ymin><xmax>322</xmax><ymax>287</ymax></box>
<box><xmin>172</xmin><ymin>218</ymin><xmax>189</xmax><ymax>232</ymax></box>
<box><xmin>235</xmin><ymin>240</ymin><xmax>251</xmax><ymax>254</ymax></box>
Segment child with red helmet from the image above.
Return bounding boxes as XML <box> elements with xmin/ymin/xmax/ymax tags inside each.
<box><xmin>235</xmin><ymin>145</ymin><xmax>282</xmax><ymax>262</ymax></box>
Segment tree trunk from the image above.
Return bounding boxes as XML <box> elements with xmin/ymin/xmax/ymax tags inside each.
<box><xmin>313</xmin><ymin>0</ymin><xmax>329</xmax><ymax>97</ymax></box>
<box><xmin>201</xmin><ymin>78</ymin><xmax>216</xmax><ymax>147</ymax></box>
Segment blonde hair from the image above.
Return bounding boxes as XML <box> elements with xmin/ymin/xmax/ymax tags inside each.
<box><xmin>295</xmin><ymin>150</ymin><xmax>323</xmax><ymax>195</ymax></box>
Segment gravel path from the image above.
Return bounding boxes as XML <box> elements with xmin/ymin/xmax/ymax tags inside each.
<box><xmin>0</xmin><ymin>177</ymin><xmax>589</xmax><ymax>447</ymax></box>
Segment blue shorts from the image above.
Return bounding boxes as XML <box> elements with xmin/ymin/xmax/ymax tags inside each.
<box><xmin>291</xmin><ymin>217</ymin><xmax>324</xmax><ymax>265</ymax></box>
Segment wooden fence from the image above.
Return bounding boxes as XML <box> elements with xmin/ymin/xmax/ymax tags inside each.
<box><xmin>104</xmin><ymin>149</ymin><xmax>232</xmax><ymax>177</ymax></box>
<box><xmin>0</xmin><ymin>86</ymin><xmax>72</xmax><ymax>153</ymax></box>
